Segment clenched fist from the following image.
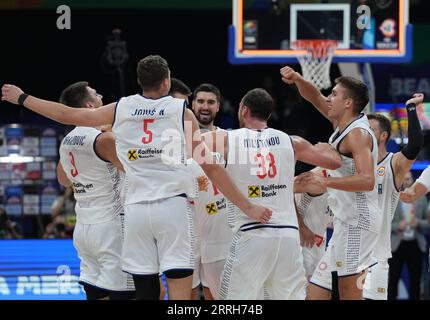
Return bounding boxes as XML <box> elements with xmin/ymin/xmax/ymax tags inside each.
<box><xmin>1</xmin><ymin>84</ymin><xmax>24</xmax><ymax>105</ymax></box>
<box><xmin>280</xmin><ymin>66</ymin><xmax>300</xmax><ymax>85</ymax></box>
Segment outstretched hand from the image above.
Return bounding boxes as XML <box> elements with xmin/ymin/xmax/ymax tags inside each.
<box><xmin>1</xmin><ymin>84</ymin><xmax>24</xmax><ymax>105</ymax></box>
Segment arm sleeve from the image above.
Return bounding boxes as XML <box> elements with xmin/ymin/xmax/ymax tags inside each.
<box><xmin>401</xmin><ymin>103</ymin><xmax>424</xmax><ymax>160</ymax></box>
<box><xmin>423</xmin><ymin>129</ymin><xmax>430</xmax><ymax>147</ymax></box>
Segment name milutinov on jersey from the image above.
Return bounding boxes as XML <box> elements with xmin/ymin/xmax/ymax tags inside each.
<box><xmin>247</xmin><ymin>184</ymin><xmax>286</xmax><ymax>198</ymax></box>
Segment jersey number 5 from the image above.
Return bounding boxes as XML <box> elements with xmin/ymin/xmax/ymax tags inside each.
<box><xmin>142</xmin><ymin>119</ymin><xmax>155</xmax><ymax>144</ymax></box>
<box><xmin>69</xmin><ymin>152</ymin><xmax>78</xmax><ymax>177</ymax></box>
<box><xmin>255</xmin><ymin>152</ymin><xmax>277</xmax><ymax>179</ymax></box>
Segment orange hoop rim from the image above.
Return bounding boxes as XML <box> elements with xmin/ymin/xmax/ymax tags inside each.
<box><xmin>292</xmin><ymin>39</ymin><xmax>338</xmax><ymax>58</ymax></box>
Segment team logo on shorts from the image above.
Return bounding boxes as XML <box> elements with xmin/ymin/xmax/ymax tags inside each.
<box><xmin>206</xmin><ymin>203</ymin><xmax>218</xmax><ymax>215</ymax></box>
<box><xmin>377</xmin><ymin>287</ymin><xmax>386</xmax><ymax>293</ymax></box>
<box><xmin>128</xmin><ymin>149</ymin><xmax>138</xmax><ymax>161</ymax></box>
<box><xmin>377</xmin><ymin>166</ymin><xmax>385</xmax><ymax>177</ymax></box>
<box><xmin>318</xmin><ymin>262</ymin><xmax>327</xmax><ymax>271</ymax></box>
<box><xmin>336</xmin><ymin>261</ymin><xmax>343</xmax><ymax>268</ymax></box>
<box><xmin>248</xmin><ymin>186</ymin><xmax>261</xmax><ymax>198</ymax></box>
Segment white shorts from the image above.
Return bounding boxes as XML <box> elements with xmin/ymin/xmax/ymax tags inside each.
<box><xmin>121</xmin><ymin>196</ymin><xmax>195</xmax><ymax>275</ymax></box>
<box><xmin>310</xmin><ymin>218</ymin><xmax>378</xmax><ymax>290</ymax></box>
<box><xmin>302</xmin><ymin>243</ymin><xmax>326</xmax><ymax>279</ymax></box>
<box><xmin>193</xmin><ymin>259</ymin><xmax>226</xmax><ymax>299</ymax></box>
<box><xmin>73</xmin><ymin>215</ymin><xmax>134</xmax><ymax>292</ymax></box>
<box><xmin>219</xmin><ymin>227</ymin><xmax>306</xmax><ymax>300</ymax></box>
<box><xmin>192</xmin><ymin>238</ymin><xmax>202</xmax><ymax>289</ymax></box>
<box><xmin>363</xmin><ymin>260</ymin><xmax>389</xmax><ymax>300</ymax></box>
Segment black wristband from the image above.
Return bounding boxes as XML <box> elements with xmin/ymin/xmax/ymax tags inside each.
<box><xmin>18</xmin><ymin>93</ymin><xmax>29</xmax><ymax>106</ymax></box>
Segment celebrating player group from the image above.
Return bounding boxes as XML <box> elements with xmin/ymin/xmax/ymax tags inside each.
<box><xmin>1</xmin><ymin>55</ymin><xmax>426</xmax><ymax>300</ymax></box>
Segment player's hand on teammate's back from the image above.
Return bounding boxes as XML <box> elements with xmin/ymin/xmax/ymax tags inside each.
<box><xmin>245</xmin><ymin>204</ymin><xmax>272</xmax><ymax>224</ymax></box>
<box><xmin>280</xmin><ymin>66</ymin><xmax>300</xmax><ymax>85</ymax></box>
<box><xmin>399</xmin><ymin>188</ymin><xmax>417</xmax><ymax>203</ymax></box>
<box><xmin>406</xmin><ymin>93</ymin><xmax>424</xmax><ymax>106</ymax></box>
<box><xmin>1</xmin><ymin>84</ymin><xmax>23</xmax><ymax>104</ymax></box>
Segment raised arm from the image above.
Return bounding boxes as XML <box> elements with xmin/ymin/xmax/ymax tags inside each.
<box><xmin>280</xmin><ymin>66</ymin><xmax>332</xmax><ymax>123</ymax></box>
<box><xmin>95</xmin><ymin>132</ymin><xmax>125</xmax><ymax>172</ymax></box>
<box><xmin>184</xmin><ymin>108</ymin><xmax>272</xmax><ymax>223</ymax></box>
<box><xmin>2</xmin><ymin>84</ymin><xmax>115</xmax><ymax>127</ymax></box>
<box><xmin>392</xmin><ymin>93</ymin><xmax>424</xmax><ymax>189</ymax></box>
<box><xmin>292</xmin><ymin>136</ymin><xmax>341</xmax><ymax>170</ymax></box>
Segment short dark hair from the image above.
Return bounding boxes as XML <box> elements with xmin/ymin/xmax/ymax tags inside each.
<box><xmin>367</xmin><ymin>113</ymin><xmax>392</xmax><ymax>144</ymax></box>
<box><xmin>335</xmin><ymin>76</ymin><xmax>369</xmax><ymax>114</ymax></box>
<box><xmin>169</xmin><ymin>78</ymin><xmax>191</xmax><ymax>96</ymax></box>
<box><xmin>137</xmin><ymin>55</ymin><xmax>169</xmax><ymax>91</ymax></box>
<box><xmin>242</xmin><ymin>88</ymin><xmax>274</xmax><ymax>121</ymax></box>
<box><xmin>193</xmin><ymin>83</ymin><xmax>221</xmax><ymax>103</ymax></box>
<box><xmin>59</xmin><ymin>81</ymin><xmax>90</xmax><ymax>108</ymax></box>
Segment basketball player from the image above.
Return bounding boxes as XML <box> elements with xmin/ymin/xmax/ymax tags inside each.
<box><xmin>362</xmin><ymin>94</ymin><xmax>424</xmax><ymax>299</ymax></box>
<box><xmin>55</xmin><ymin>81</ymin><xmax>134</xmax><ymax>300</ymax></box>
<box><xmin>401</xmin><ymin>166</ymin><xmax>430</xmax><ymax>202</ymax></box>
<box><xmin>201</xmin><ymin>88</ymin><xmax>341</xmax><ymax>299</ymax></box>
<box><xmin>169</xmin><ymin>77</ymin><xmax>192</xmax><ymax>102</ymax></box>
<box><xmin>190</xmin><ymin>83</ymin><xmax>233</xmax><ymax>300</ymax></box>
<box><xmin>1</xmin><ymin>55</ymin><xmax>271</xmax><ymax>300</ymax></box>
<box><xmin>281</xmin><ymin>67</ymin><xmax>380</xmax><ymax>300</ymax></box>
<box><xmin>294</xmin><ymin>168</ymin><xmax>333</xmax><ymax>280</ymax></box>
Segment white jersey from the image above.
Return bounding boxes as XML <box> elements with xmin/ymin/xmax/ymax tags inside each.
<box><xmin>416</xmin><ymin>165</ymin><xmax>430</xmax><ymax>191</ymax></box>
<box><xmin>373</xmin><ymin>153</ymin><xmax>400</xmax><ymax>260</ymax></box>
<box><xmin>226</xmin><ymin>128</ymin><xmax>297</xmax><ymax>232</ymax></box>
<box><xmin>327</xmin><ymin>114</ymin><xmax>381</xmax><ymax>233</ymax></box>
<box><xmin>112</xmin><ymin>94</ymin><xmax>196</xmax><ymax>204</ymax></box>
<box><xmin>186</xmin><ymin>152</ymin><xmax>232</xmax><ymax>263</ymax></box>
<box><xmin>59</xmin><ymin>127</ymin><xmax>123</xmax><ymax>225</ymax></box>
<box><xmin>295</xmin><ymin>192</ymin><xmax>333</xmax><ymax>247</ymax></box>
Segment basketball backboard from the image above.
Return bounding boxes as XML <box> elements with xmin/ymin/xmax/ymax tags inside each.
<box><xmin>229</xmin><ymin>0</ymin><xmax>412</xmax><ymax>64</ymax></box>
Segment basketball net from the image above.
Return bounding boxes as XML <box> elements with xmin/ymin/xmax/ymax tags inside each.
<box><xmin>292</xmin><ymin>40</ymin><xmax>338</xmax><ymax>90</ymax></box>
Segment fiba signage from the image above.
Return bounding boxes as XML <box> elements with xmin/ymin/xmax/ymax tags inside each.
<box><xmin>0</xmin><ymin>240</ymin><xmax>85</xmax><ymax>300</ymax></box>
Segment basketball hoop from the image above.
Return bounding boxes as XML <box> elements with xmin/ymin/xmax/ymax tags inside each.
<box><xmin>292</xmin><ymin>40</ymin><xmax>338</xmax><ymax>90</ymax></box>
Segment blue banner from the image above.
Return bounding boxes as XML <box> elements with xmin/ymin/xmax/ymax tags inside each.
<box><xmin>0</xmin><ymin>240</ymin><xmax>85</xmax><ymax>300</ymax></box>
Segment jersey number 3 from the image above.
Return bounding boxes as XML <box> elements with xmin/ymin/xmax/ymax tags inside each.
<box><xmin>255</xmin><ymin>152</ymin><xmax>277</xmax><ymax>179</ymax></box>
<box><xmin>142</xmin><ymin>119</ymin><xmax>155</xmax><ymax>144</ymax></box>
<box><xmin>69</xmin><ymin>152</ymin><xmax>79</xmax><ymax>177</ymax></box>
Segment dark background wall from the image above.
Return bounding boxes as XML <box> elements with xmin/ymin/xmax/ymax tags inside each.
<box><xmin>0</xmin><ymin>3</ymin><xmax>429</xmax><ymax>144</ymax></box>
